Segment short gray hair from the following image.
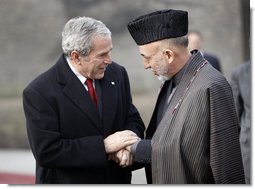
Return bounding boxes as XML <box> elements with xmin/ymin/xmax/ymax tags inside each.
<box><xmin>161</xmin><ymin>36</ymin><xmax>189</xmax><ymax>49</ymax></box>
<box><xmin>62</xmin><ymin>16</ymin><xmax>111</xmax><ymax>57</ymax></box>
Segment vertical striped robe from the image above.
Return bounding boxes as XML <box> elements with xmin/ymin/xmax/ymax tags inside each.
<box><xmin>147</xmin><ymin>51</ymin><xmax>245</xmax><ymax>184</ymax></box>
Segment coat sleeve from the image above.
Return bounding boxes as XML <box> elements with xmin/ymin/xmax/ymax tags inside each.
<box><xmin>209</xmin><ymin>82</ymin><xmax>245</xmax><ymax>183</ymax></box>
<box><xmin>132</xmin><ymin>140</ymin><xmax>152</xmax><ymax>163</ymax></box>
<box><xmin>23</xmin><ymin>87</ymin><xmax>107</xmax><ymax>169</ymax></box>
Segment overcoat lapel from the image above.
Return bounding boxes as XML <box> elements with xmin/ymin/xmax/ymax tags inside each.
<box><xmin>63</xmin><ymin>80</ymin><xmax>102</xmax><ymax>129</ymax></box>
<box><xmin>100</xmin><ymin>68</ymin><xmax>118</xmax><ymax>135</ymax></box>
<box><xmin>55</xmin><ymin>55</ymin><xmax>102</xmax><ymax>132</ymax></box>
<box><xmin>168</xmin><ymin>53</ymin><xmax>206</xmax><ymax>117</ymax></box>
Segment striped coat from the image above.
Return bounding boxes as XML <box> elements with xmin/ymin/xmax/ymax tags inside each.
<box><xmin>147</xmin><ymin>51</ymin><xmax>245</xmax><ymax>184</ymax></box>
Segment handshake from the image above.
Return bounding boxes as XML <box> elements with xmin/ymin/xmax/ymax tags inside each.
<box><xmin>104</xmin><ymin>130</ymin><xmax>140</xmax><ymax>168</ymax></box>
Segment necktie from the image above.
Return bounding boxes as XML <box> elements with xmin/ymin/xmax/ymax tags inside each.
<box><xmin>85</xmin><ymin>79</ymin><xmax>98</xmax><ymax>107</ymax></box>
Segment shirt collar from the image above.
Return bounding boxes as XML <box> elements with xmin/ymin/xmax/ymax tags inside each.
<box><xmin>66</xmin><ymin>56</ymin><xmax>87</xmax><ymax>84</ymax></box>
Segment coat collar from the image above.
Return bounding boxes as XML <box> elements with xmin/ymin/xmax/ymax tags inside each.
<box><xmin>172</xmin><ymin>50</ymin><xmax>205</xmax><ymax>87</ymax></box>
<box><xmin>167</xmin><ymin>50</ymin><xmax>207</xmax><ymax>113</ymax></box>
<box><xmin>55</xmin><ymin>54</ymin><xmax>118</xmax><ymax>135</ymax></box>
<box><xmin>55</xmin><ymin>54</ymin><xmax>102</xmax><ymax>132</ymax></box>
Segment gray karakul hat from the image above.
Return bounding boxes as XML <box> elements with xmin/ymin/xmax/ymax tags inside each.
<box><xmin>127</xmin><ymin>9</ymin><xmax>188</xmax><ymax>45</ymax></box>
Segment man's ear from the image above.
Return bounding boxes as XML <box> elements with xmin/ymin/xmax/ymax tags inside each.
<box><xmin>70</xmin><ymin>51</ymin><xmax>81</xmax><ymax>64</ymax></box>
<box><xmin>164</xmin><ymin>49</ymin><xmax>175</xmax><ymax>64</ymax></box>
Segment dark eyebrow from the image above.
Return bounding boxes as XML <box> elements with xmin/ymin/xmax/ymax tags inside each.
<box><xmin>140</xmin><ymin>53</ymin><xmax>150</xmax><ymax>59</ymax></box>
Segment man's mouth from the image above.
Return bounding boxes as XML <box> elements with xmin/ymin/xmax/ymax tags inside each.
<box><xmin>150</xmin><ymin>69</ymin><xmax>158</xmax><ymax>76</ymax></box>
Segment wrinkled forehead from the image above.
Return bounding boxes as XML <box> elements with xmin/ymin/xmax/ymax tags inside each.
<box><xmin>92</xmin><ymin>35</ymin><xmax>112</xmax><ymax>50</ymax></box>
<box><xmin>139</xmin><ymin>40</ymin><xmax>162</xmax><ymax>56</ymax></box>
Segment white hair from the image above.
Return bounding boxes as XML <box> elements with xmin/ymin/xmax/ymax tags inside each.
<box><xmin>62</xmin><ymin>16</ymin><xmax>111</xmax><ymax>57</ymax></box>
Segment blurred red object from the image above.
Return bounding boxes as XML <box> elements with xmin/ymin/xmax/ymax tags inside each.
<box><xmin>0</xmin><ymin>172</ymin><xmax>35</xmax><ymax>184</ymax></box>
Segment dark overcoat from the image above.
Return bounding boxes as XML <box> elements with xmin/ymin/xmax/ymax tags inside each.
<box><xmin>23</xmin><ymin>54</ymin><xmax>145</xmax><ymax>184</ymax></box>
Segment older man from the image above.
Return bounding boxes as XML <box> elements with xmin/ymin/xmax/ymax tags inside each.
<box><xmin>125</xmin><ymin>9</ymin><xmax>245</xmax><ymax>184</ymax></box>
<box><xmin>23</xmin><ymin>16</ymin><xmax>145</xmax><ymax>184</ymax></box>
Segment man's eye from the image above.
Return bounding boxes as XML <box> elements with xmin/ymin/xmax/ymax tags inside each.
<box><xmin>97</xmin><ymin>54</ymin><xmax>105</xmax><ymax>58</ymax></box>
<box><xmin>99</xmin><ymin>53</ymin><xmax>109</xmax><ymax>57</ymax></box>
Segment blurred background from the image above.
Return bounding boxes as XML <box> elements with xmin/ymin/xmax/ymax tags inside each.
<box><xmin>0</xmin><ymin>0</ymin><xmax>250</xmax><ymax>184</ymax></box>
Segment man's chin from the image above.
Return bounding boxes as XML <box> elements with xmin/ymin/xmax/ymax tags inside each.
<box><xmin>157</xmin><ymin>75</ymin><xmax>170</xmax><ymax>82</ymax></box>
<box><xmin>94</xmin><ymin>73</ymin><xmax>105</xmax><ymax>80</ymax></box>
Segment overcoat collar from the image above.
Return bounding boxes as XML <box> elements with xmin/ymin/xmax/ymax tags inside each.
<box><xmin>164</xmin><ymin>50</ymin><xmax>207</xmax><ymax>118</ymax></box>
<box><xmin>55</xmin><ymin>54</ymin><xmax>117</xmax><ymax>134</ymax></box>
<box><xmin>173</xmin><ymin>50</ymin><xmax>205</xmax><ymax>86</ymax></box>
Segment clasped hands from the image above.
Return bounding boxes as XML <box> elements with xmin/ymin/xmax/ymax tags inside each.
<box><xmin>104</xmin><ymin>130</ymin><xmax>140</xmax><ymax>168</ymax></box>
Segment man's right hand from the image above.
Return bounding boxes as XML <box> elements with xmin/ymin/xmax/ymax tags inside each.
<box><xmin>104</xmin><ymin>130</ymin><xmax>139</xmax><ymax>154</ymax></box>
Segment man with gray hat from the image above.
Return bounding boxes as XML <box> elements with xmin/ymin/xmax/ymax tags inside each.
<box><xmin>121</xmin><ymin>9</ymin><xmax>245</xmax><ymax>184</ymax></box>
